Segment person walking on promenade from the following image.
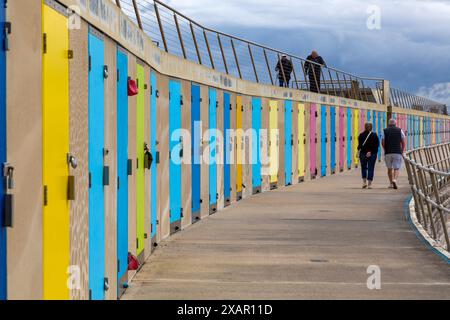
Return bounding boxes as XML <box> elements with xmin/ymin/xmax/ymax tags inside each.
<box><xmin>304</xmin><ymin>50</ymin><xmax>326</xmax><ymax>93</ymax></box>
<box><xmin>358</xmin><ymin>123</ymin><xmax>380</xmax><ymax>189</ymax></box>
<box><xmin>275</xmin><ymin>54</ymin><xmax>293</xmax><ymax>88</ymax></box>
<box><xmin>381</xmin><ymin>119</ymin><xmax>406</xmax><ymax>190</ymax></box>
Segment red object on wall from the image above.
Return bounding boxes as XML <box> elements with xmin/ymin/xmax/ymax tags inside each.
<box><xmin>128</xmin><ymin>78</ymin><xmax>138</xmax><ymax>96</ymax></box>
<box><xmin>128</xmin><ymin>253</ymin><xmax>140</xmax><ymax>271</ymax></box>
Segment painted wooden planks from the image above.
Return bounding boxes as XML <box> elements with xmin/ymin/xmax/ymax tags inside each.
<box><xmin>236</xmin><ymin>95</ymin><xmax>243</xmax><ymax>200</ymax></box>
<box><xmin>0</xmin><ymin>0</ymin><xmax>6</xmax><ymax>301</ymax></box>
<box><xmin>88</xmin><ymin>28</ymin><xmax>105</xmax><ymax>301</ymax></box>
<box><xmin>181</xmin><ymin>80</ymin><xmax>192</xmax><ymax>228</ymax></box>
<box><xmin>298</xmin><ymin>103</ymin><xmax>306</xmax><ymax>181</ymax></box>
<box><xmin>116</xmin><ymin>46</ymin><xmax>129</xmax><ymax>297</ymax></box>
<box><xmin>191</xmin><ymin>84</ymin><xmax>202</xmax><ymax>221</ymax></box>
<box><xmin>223</xmin><ymin>92</ymin><xmax>232</xmax><ymax>204</ymax></box>
<box><xmin>150</xmin><ymin>72</ymin><xmax>158</xmax><ymax>242</ymax></box>
<box><xmin>136</xmin><ymin>63</ymin><xmax>145</xmax><ymax>261</ymax></box>
<box><xmin>6</xmin><ymin>0</ymin><xmax>43</xmax><ymax>299</ymax></box>
<box><xmin>269</xmin><ymin>100</ymin><xmax>278</xmax><ymax>189</ymax></box>
<box><xmin>104</xmin><ymin>36</ymin><xmax>118</xmax><ymax>300</ymax></box>
<box><xmin>284</xmin><ymin>100</ymin><xmax>293</xmax><ymax>185</ymax></box>
<box><xmin>209</xmin><ymin>88</ymin><xmax>218</xmax><ymax>213</ymax></box>
<box><xmin>168</xmin><ymin>80</ymin><xmax>182</xmax><ymax>234</ymax></box>
<box><xmin>42</xmin><ymin>3</ymin><xmax>70</xmax><ymax>300</ymax></box>
<box><xmin>252</xmin><ymin>97</ymin><xmax>262</xmax><ymax>194</ymax></box>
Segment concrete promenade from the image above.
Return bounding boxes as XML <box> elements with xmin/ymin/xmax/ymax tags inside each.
<box><xmin>123</xmin><ymin>166</ymin><xmax>450</xmax><ymax>300</ymax></box>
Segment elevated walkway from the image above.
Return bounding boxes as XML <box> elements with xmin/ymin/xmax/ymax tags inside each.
<box><xmin>123</xmin><ymin>167</ymin><xmax>450</xmax><ymax>300</ymax></box>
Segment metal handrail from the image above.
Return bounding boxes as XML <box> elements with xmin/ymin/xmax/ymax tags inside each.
<box><xmin>404</xmin><ymin>143</ymin><xmax>450</xmax><ymax>252</ymax></box>
<box><xmin>116</xmin><ymin>0</ymin><xmax>446</xmax><ymax>112</ymax></box>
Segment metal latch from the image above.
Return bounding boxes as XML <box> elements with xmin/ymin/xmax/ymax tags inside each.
<box><xmin>3</xmin><ymin>163</ymin><xmax>14</xmax><ymax>227</ymax></box>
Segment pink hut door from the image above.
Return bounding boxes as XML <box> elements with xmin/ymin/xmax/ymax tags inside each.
<box><xmin>310</xmin><ymin>104</ymin><xmax>317</xmax><ymax>177</ymax></box>
<box><xmin>339</xmin><ymin>107</ymin><xmax>344</xmax><ymax>171</ymax></box>
<box><xmin>360</xmin><ymin>110</ymin><xmax>365</xmax><ymax>134</ymax></box>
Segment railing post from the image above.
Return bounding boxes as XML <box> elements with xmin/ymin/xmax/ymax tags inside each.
<box><xmin>248</xmin><ymin>44</ymin><xmax>259</xmax><ymax>83</ymax></box>
<box><xmin>383</xmin><ymin>80</ymin><xmax>390</xmax><ymax>107</ymax></box>
<box><xmin>217</xmin><ymin>34</ymin><xmax>229</xmax><ymax>75</ymax></box>
<box><xmin>154</xmin><ymin>2</ymin><xmax>168</xmax><ymax>52</ymax></box>
<box><xmin>334</xmin><ymin>71</ymin><xmax>344</xmax><ymax>98</ymax></box>
<box><xmin>174</xmin><ymin>14</ymin><xmax>187</xmax><ymax>59</ymax></box>
<box><xmin>203</xmin><ymin>29</ymin><xmax>215</xmax><ymax>70</ymax></box>
<box><xmin>290</xmin><ymin>57</ymin><xmax>299</xmax><ymax>90</ymax></box>
<box><xmin>429</xmin><ymin>170</ymin><xmax>450</xmax><ymax>250</ymax></box>
<box><xmin>131</xmin><ymin>0</ymin><xmax>143</xmax><ymax>30</ymax></box>
<box><xmin>190</xmin><ymin>22</ymin><xmax>202</xmax><ymax>65</ymax></box>
<box><xmin>230</xmin><ymin>39</ymin><xmax>242</xmax><ymax>80</ymax></box>
<box><xmin>263</xmin><ymin>49</ymin><xmax>274</xmax><ymax>86</ymax></box>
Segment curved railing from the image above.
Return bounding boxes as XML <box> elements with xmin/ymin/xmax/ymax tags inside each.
<box><xmin>404</xmin><ymin>144</ymin><xmax>450</xmax><ymax>253</ymax></box>
<box><xmin>113</xmin><ymin>0</ymin><xmax>447</xmax><ymax>113</ymax></box>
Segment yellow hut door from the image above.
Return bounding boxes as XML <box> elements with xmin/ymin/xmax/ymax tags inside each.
<box><xmin>42</xmin><ymin>2</ymin><xmax>70</xmax><ymax>300</ymax></box>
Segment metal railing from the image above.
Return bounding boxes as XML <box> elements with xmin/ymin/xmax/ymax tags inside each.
<box><xmin>115</xmin><ymin>0</ymin><xmax>446</xmax><ymax>112</ymax></box>
<box><xmin>391</xmin><ymin>87</ymin><xmax>447</xmax><ymax>115</ymax></box>
<box><xmin>404</xmin><ymin>144</ymin><xmax>450</xmax><ymax>252</ymax></box>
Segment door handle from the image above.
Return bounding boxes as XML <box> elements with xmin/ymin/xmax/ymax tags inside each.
<box><xmin>67</xmin><ymin>153</ymin><xmax>78</xmax><ymax>169</ymax></box>
<box><xmin>2</xmin><ymin>163</ymin><xmax>14</xmax><ymax>228</ymax></box>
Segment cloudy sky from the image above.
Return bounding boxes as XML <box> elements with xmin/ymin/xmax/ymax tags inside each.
<box><xmin>160</xmin><ymin>0</ymin><xmax>450</xmax><ymax>105</ymax></box>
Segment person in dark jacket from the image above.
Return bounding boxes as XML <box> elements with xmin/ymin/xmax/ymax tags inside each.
<box><xmin>381</xmin><ymin>119</ymin><xmax>406</xmax><ymax>190</ymax></box>
<box><xmin>275</xmin><ymin>54</ymin><xmax>293</xmax><ymax>87</ymax></box>
<box><xmin>358</xmin><ymin>122</ymin><xmax>380</xmax><ymax>189</ymax></box>
<box><xmin>304</xmin><ymin>50</ymin><xmax>326</xmax><ymax>93</ymax></box>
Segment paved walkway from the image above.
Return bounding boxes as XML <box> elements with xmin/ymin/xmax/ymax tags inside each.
<box><xmin>123</xmin><ymin>166</ymin><xmax>450</xmax><ymax>300</ymax></box>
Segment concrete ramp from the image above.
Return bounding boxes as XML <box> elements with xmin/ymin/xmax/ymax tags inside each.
<box><xmin>123</xmin><ymin>167</ymin><xmax>450</xmax><ymax>300</ymax></box>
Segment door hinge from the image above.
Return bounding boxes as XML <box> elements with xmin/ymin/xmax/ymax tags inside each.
<box><xmin>88</xmin><ymin>55</ymin><xmax>92</xmax><ymax>72</ymax></box>
<box><xmin>43</xmin><ymin>33</ymin><xmax>47</xmax><ymax>54</ymax></box>
<box><xmin>44</xmin><ymin>185</ymin><xmax>48</xmax><ymax>206</ymax></box>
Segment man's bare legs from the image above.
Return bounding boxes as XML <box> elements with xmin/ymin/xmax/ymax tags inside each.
<box><xmin>387</xmin><ymin>169</ymin><xmax>393</xmax><ymax>184</ymax></box>
<box><xmin>392</xmin><ymin>169</ymin><xmax>400</xmax><ymax>189</ymax></box>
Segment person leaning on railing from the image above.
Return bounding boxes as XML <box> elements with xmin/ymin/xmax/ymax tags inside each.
<box><xmin>275</xmin><ymin>54</ymin><xmax>293</xmax><ymax>88</ymax></box>
<box><xmin>304</xmin><ymin>50</ymin><xmax>327</xmax><ymax>93</ymax></box>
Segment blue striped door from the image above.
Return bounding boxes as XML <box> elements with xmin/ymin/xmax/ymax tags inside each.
<box><xmin>191</xmin><ymin>84</ymin><xmax>201</xmax><ymax>217</ymax></box>
<box><xmin>169</xmin><ymin>80</ymin><xmax>182</xmax><ymax>227</ymax></box>
<box><xmin>209</xmin><ymin>88</ymin><xmax>217</xmax><ymax>212</ymax></box>
<box><xmin>0</xmin><ymin>0</ymin><xmax>7</xmax><ymax>300</ymax></box>
<box><xmin>347</xmin><ymin>108</ymin><xmax>352</xmax><ymax>169</ymax></box>
<box><xmin>321</xmin><ymin>105</ymin><xmax>327</xmax><ymax>177</ymax></box>
<box><xmin>150</xmin><ymin>72</ymin><xmax>158</xmax><ymax>237</ymax></box>
<box><xmin>252</xmin><ymin>97</ymin><xmax>262</xmax><ymax>191</ymax></box>
<box><xmin>88</xmin><ymin>31</ymin><xmax>105</xmax><ymax>300</ymax></box>
<box><xmin>116</xmin><ymin>48</ymin><xmax>128</xmax><ymax>293</ymax></box>
<box><xmin>330</xmin><ymin>106</ymin><xmax>336</xmax><ymax>172</ymax></box>
<box><xmin>285</xmin><ymin>100</ymin><xmax>293</xmax><ymax>185</ymax></box>
<box><xmin>224</xmin><ymin>93</ymin><xmax>231</xmax><ymax>203</ymax></box>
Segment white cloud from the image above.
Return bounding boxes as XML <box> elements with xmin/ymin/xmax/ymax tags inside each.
<box><xmin>146</xmin><ymin>0</ymin><xmax>450</xmax><ymax>95</ymax></box>
<box><xmin>417</xmin><ymin>82</ymin><xmax>450</xmax><ymax>106</ymax></box>
<box><xmin>161</xmin><ymin>0</ymin><xmax>450</xmax><ymax>45</ymax></box>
